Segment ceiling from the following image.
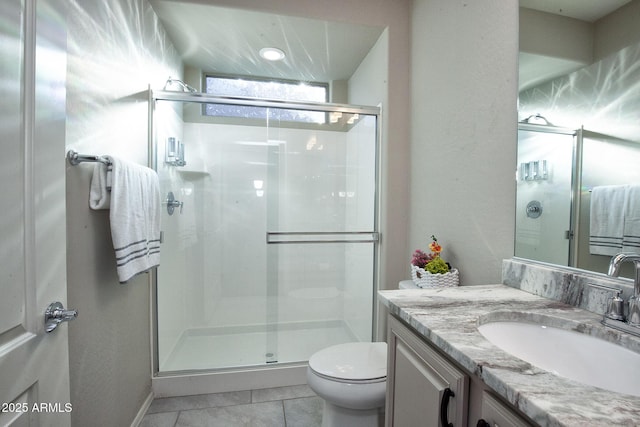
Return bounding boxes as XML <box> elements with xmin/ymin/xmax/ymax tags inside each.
<box><xmin>150</xmin><ymin>0</ymin><xmax>632</xmax><ymax>91</ymax></box>
<box><xmin>519</xmin><ymin>0</ymin><xmax>632</xmax><ymax>91</ymax></box>
<box><xmin>520</xmin><ymin>0</ymin><xmax>631</xmax><ymax>22</ymax></box>
<box><xmin>149</xmin><ymin>0</ymin><xmax>385</xmax><ymax>83</ymax></box>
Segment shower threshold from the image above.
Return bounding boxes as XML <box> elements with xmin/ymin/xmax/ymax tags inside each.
<box><xmin>159</xmin><ymin>319</ymin><xmax>357</xmax><ymax>373</ymax></box>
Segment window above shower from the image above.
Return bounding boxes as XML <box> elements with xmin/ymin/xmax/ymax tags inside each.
<box><xmin>204</xmin><ymin>74</ymin><xmax>328</xmax><ymax>124</ymax></box>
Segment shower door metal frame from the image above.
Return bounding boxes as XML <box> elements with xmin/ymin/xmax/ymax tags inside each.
<box><xmin>516</xmin><ymin>123</ymin><xmax>581</xmax><ymax>267</ymax></box>
<box><xmin>148</xmin><ymin>89</ymin><xmax>382</xmax><ymax>377</ymax></box>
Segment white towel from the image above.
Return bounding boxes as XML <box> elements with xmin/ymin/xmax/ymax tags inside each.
<box><xmin>589</xmin><ymin>185</ymin><xmax>626</xmax><ymax>255</ymax></box>
<box><xmin>90</xmin><ymin>157</ymin><xmax>161</xmax><ymax>283</ymax></box>
<box><xmin>89</xmin><ymin>161</ymin><xmax>112</xmax><ymax>209</ymax></box>
<box><xmin>623</xmin><ymin>185</ymin><xmax>640</xmax><ymax>252</ymax></box>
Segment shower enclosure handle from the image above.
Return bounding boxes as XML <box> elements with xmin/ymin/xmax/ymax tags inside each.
<box><xmin>266</xmin><ymin>231</ymin><xmax>379</xmax><ymax>244</ymax></box>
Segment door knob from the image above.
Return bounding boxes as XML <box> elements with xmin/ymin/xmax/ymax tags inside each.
<box><xmin>45</xmin><ymin>301</ymin><xmax>78</xmax><ymax>333</ymax></box>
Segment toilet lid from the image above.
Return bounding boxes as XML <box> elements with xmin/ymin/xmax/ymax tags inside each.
<box><xmin>308</xmin><ymin>342</ymin><xmax>387</xmax><ymax>381</ymax></box>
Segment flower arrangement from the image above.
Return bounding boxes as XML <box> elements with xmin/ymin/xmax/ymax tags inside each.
<box><xmin>411</xmin><ymin>235</ymin><xmax>450</xmax><ymax>272</ymax></box>
<box><xmin>410</xmin><ymin>235</ymin><xmax>459</xmax><ymax>288</ymax></box>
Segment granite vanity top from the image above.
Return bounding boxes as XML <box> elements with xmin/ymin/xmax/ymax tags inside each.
<box><xmin>379</xmin><ymin>284</ymin><xmax>640</xmax><ymax>426</ymax></box>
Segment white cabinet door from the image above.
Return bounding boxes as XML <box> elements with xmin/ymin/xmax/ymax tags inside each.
<box><xmin>481</xmin><ymin>391</ymin><xmax>534</xmax><ymax>427</ymax></box>
<box><xmin>386</xmin><ymin>316</ymin><xmax>468</xmax><ymax>427</ymax></box>
<box><xmin>0</xmin><ymin>0</ymin><xmax>71</xmax><ymax>425</ymax></box>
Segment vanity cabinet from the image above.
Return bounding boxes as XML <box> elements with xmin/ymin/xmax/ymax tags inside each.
<box><xmin>386</xmin><ymin>314</ymin><xmax>535</xmax><ymax>427</ymax></box>
<box><xmin>386</xmin><ymin>315</ymin><xmax>469</xmax><ymax>426</ymax></box>
<box><xmin>479</xmin><ymin>391</ymin><xmax>533</xmax><ymax>427</ymax></box>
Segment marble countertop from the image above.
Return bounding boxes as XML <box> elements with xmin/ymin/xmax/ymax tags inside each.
<box><xmin>378</xmin><ymin>284</ymin><xmax>640</xmax><ymax>426</ymax></box>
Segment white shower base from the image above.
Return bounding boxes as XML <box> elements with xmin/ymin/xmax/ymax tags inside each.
<box><xmin>160</xmin><ymin>319</ymin><xmax>358</xmax><ymax>372</ymax></box>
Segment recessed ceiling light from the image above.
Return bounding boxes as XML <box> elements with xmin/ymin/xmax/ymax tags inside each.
<box><xmin>260</xmin><ymin>47</ymin><xmax>285</xmax><ymax>61</ymax></box>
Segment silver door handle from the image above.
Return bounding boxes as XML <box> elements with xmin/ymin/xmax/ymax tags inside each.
<box><xmin>45</xmin><ymin>301</ymin><xmax>78</xmax><ymax>333</ymax></box>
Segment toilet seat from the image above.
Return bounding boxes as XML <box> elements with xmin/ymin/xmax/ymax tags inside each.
<box><xmin>309</xmin><ymin>369</ymin><xmax>386</xmax><ymax>384</ymax></box>
<box><xmin>308</xmin><ymin>342</ymin><xmax>387</xmax><ymax>382</ymax></box>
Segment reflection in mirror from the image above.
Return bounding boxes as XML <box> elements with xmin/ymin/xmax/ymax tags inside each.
<box><xmin>516</xmin><ymin>0</ymin><xmax>640</xmax><ymax>277</ymax></box>
<box><xmin>515</xmin><ymin>125</ymin><xmax>575</xmax><ymax>266</ymax></box>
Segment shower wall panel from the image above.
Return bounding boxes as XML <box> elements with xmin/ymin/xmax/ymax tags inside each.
<box><xmin>187</xmin><ymin>122</ymin><xmax>352</xmax><ymax>328</ymax></box>
<box><xmin>154</xmin><ymin>100</ymin><xmax>195</xmax><ymax>367</ymax></box>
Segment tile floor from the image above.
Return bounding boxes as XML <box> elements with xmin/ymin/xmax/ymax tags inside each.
<box><xmin>140</xmin><ymin>384</ymin><xmax>322</xmax><ymax>427</ymax></box>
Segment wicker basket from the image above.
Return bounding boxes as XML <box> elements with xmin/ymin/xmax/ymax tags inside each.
<box><xmin>410</xmin><ymin>264</ymin><xmax>459</xmax><ymax>288</ymax></box>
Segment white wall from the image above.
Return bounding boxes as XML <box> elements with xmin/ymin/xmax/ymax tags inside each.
<box><xmin>410</xmin><ymin>0</ymin><xmax>519</xmax><ymax>285</ymax></box>
<box><xmin>519</xmin><ymin>41</ymin><xmax>640</xmax><ymax>144</ymax></box>
<box><xmin>64</xmin><ymin>0</ymin><xmax>181</xmax><ymax>425</ymax></box>
<box><xmin>520</xmin><ymin>8</ymin><xmax>593</xmax><ymax>64</ymax></box>
<box><xmin>594</xmin><ymin>0</ymin><xmax>640</xmax><ymax>61</ymax></box>
<box><xmin>348</xmin><ymin>29</ymin><xmax>388</xmax><ymax>108</ymax></box>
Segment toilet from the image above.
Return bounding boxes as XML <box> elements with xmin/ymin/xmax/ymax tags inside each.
<box><xmin>307</xmin><ymin>342</ymin><xmax>387</xmax><ymax>427</ymax></box>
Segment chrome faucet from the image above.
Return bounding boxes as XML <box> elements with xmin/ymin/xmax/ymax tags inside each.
<box><xmin>608</xmin><ymin>253</ymin><xmax>640</xmax><ymax>326</ymax></box>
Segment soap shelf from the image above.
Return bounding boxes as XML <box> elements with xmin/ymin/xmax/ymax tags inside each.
<box><xmin>165</xmin><ymin>137</ymin><xmax>186</xmax><ymax>167</ymax></box>
<box><xmin>519</xmin><ymin>159</ymin><xmax>548</xmax><ymax>181</ymax></box>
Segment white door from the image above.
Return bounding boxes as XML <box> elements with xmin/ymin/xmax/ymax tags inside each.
<box><xmin>0</xmin><ymin>0</ymin><xmax>72</xmax><ymax>425</ymax></box>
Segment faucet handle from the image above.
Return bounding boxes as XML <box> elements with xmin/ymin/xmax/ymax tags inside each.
<box><xmin>588</xmin><ymin>283</ymin><xmax>625</xmax><ymax>321</ymax></box>
<box><xmin>607</xmin><ymin>293</ymin><xmax>626</xmax><ymax>321</ymax></box>
<box><xmin>628</xmin><ymin>296</ymin><xmax>640</xmax><ymax>326</ymax></box>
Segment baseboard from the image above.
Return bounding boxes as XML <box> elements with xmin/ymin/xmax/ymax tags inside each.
<box><xmin>130</xmin><ymin>391</ymin><xmax>154</xmax><ymax>427</ymax></box>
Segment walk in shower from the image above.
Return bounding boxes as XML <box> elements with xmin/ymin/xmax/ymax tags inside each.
<box><xmin>150</xmin><ymin>90</ymin><xmax>380</xmax><ymax>378</ymax></box>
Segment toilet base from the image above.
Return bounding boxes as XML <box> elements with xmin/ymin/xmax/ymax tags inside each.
<box><xmin>321</xmin><ymin>401</ymin><xmax>384</xmax><ymax>427</ymax></box>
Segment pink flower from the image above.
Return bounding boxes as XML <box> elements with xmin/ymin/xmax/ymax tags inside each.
<box><xmin>411</xmin><ymin>249</ymin><xmax>435</xmax><ymax>268</ymax></box>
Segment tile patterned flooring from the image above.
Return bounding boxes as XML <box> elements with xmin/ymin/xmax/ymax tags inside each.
<box><xmin>140</xmin><ymin>385</ymin><xmax>322</xmax><ymax>427</ymax></box>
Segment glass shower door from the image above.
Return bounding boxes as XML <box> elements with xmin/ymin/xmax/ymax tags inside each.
<box><xmin>153</xmin><ymin>93</ymin><xmax>379</xmax><ymax>373</ymax></box>
<box><xmin>515</xmin><ymin>125</ymin><xmax>576</xmax><ymax>265</ymax></box>
<box><xmin>264</xmin><ymin>110</ymin><xmax>379</xmax><ymax>365</ymax></box>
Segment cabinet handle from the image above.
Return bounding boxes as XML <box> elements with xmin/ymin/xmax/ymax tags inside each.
<box><xmin>440</xmin><ymin>387</ymin><xmax>455</xmax><ymax>427</ymax></box>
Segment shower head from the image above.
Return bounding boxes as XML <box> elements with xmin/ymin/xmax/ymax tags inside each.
<box><xmin>520</xmin><ymin>113</ymin><xmax>553</xmax><ymax>126</ymax></box>
<box><xmin>164</xmin><ymin>77</ymin><xmax>197</xmax><ymax>93</ymax></box>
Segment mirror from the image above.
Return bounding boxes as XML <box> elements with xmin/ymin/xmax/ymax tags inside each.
<box><xmin>516</xmin><ymin>0</ymin><xmax>640</xmax><ymax>276</ymax></box>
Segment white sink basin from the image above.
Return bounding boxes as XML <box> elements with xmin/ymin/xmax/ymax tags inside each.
<box><xmin>478</xmin><ymin>320</ymin><xmax>640</xmax><ymax>396</ymax></box>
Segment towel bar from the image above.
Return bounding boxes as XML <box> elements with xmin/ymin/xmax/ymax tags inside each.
<box><xmin>66</xmin><ymin>149</ymin><xmax>111</xmax><ymax>166</ymax></box>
